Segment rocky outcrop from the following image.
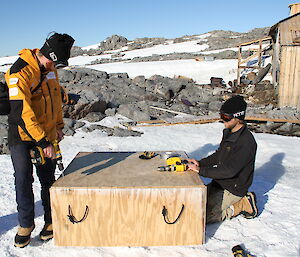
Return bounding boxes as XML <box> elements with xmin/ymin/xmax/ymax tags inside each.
<box><xmin>72</xmin><ymin>28</ymin><xmax>270</xmax><ymax>58</ymax></box>
<box><xmin>58</xmin><ymin>67</ymin><xmax>299</xmax><ymax>137</ymax></box>
<box><xmin>100</xmin><ymin>35</ymin><xmax>128</xmax><ymax>51</ymax></box>
<box><xmin>0</xmin><ymin>65</ymin><xmax>299</xmax><ymax>155</ymax></box>
<box><xmin>70</xmin><ymin>46</ymin><xmax>86</xmax><ymax>57</ymax></box>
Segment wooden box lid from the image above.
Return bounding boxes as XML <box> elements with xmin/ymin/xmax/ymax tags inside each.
<box><xmin>52</xmin><ymin>152</ymin><xmax>204</xmax><ymax>189</ymax></box>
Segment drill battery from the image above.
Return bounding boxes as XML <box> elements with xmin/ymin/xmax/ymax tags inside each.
<box><xmin>30</xmin><ymin>146</ymin><xmax>46</xmax><ymax>166</ymax></box>
<box><xmin>157</xmin><ymin>164</ymin><xmax>187</xmax><ymax>172</ymax></box>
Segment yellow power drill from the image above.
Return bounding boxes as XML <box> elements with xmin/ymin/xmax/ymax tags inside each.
<box><xmin>157</xmin><ymin>157</ymin><xmax>188</xmax><ymax>172</ymax></box>
<box><xmin>30</xmin><ymin>140</ymin><xmax>64</xmax><ymax>171</ymax></box>
<box><xmin>53</xmin><ymin>140</ymin><xmax>64</xmax><ymax>171</ymax></box>
<box><xmin>232</xmin><ymin>245</ymin><xmax>254</xmax><ymax>257</ymax></box>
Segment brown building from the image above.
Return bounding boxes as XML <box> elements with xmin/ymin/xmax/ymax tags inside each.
<box><xmin>269</xmin><ymin>3</ymin><xmax>300</xmax><ymax>110</ymax></box>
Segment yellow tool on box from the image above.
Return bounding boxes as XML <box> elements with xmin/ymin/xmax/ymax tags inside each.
<box><xmin>166</xmin><ymin>157</ymin><xmax>182</xmax><ymax>166</ymax></box>
<box><xmin>139</xmin><ymin>151</ymin><xmax>157</xmax><ymax>160</ymax></box>
<box><xmin>158</xmin><ymin>157</ymin><xmax>188</xmax><ymax>172</ymax></box>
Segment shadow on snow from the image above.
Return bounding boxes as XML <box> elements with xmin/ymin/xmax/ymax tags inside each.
<box><xmin>0</xmin><ymin>200</ymin><xmax>44</xmax><ymax>236</ymax></box>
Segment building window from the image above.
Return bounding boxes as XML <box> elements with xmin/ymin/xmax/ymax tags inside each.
<box><xmin>292</xmin><ymin>30</ymin><xmax>300</xmax><ymax>43</ymax></box>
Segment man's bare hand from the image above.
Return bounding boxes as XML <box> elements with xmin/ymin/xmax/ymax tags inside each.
<box><xmin>43</xmin><ymin>145</ymin><xmax>55</xmax><ymax>159</ymax></box>
<box><xmin>187</xmin><ymin>159</ymin><xmax>199</xmax><ymax>166</ymax></box>
<box><xmin>187</xmin><ymin>163</ymin><xmax>200</xmax><ymax>173</ymax></box>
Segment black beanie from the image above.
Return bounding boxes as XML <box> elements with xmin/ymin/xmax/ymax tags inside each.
<box><xmin>220</xmin><ymin>95</ymin><xmax>247</xmax><ymax>120</ymax></box>
<box><xmin>40</xmin><ymin>32</ymin><xmax>75</xmax><ymax>68</ymax></box>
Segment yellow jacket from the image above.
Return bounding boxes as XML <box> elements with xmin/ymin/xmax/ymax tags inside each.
<box><xmin>5</xmin><ymin>49</ymin><xmax>64</xmax><ymax>147</ymax></box>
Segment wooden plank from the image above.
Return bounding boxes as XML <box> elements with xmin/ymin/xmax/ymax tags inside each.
<box><xmin>258</xmin><ymin>39</ymin><xmax>263</xmax><ymax>68</ymax></box>
<box><xmin>239</xmin><ymin>44</ymin><xmax>271</xmax><ymax>65</ymax></box>
<box><xmin>150</xmin><ymin>106</ymin><xmax>191</xmax><ymax>116</ymax></box>
<box><xmin>245</xmin><ymin>116</ymin><xmax>300</xmax><ymax>124</ymax></box>
<box><xmin>289</xmin><ymin>47</ymin><xmax>296</xmax><ymax>106</ymax></box>
<box><xmin>122</xmin><ymin>119</ymin><xmax>166</xmax><ymax>127</ymax></box>
<box><xmin>238</xmin><ymin>65</ymin><xmax>260</xmax><ymax>69</ymax></box>
<box><xmin>54</xmin><ymin>152</ymin><xmax>204</xmax><ymax>188</ymax></box>
<box><xmin>278</xmin><ymin>46</ymin><xmax>285</xmax><ymax>105</ymax></box>
<box><xmin>238</xmin><ymin>37</ymin><xmax>272</xmax><ymax>47</ymax></box>
<box><xmin>287</xmin><ymin>47</ymin><xmax>294</xmax><ymax>106</ymax></box>
<box><xmin>239</xmin><ymin>52</ymin><xmax>260</xmax><ymax>65</ymax></box>
<box><xmin>292</xmin><ymin>46</ymin><xmax>299</xmax><ymax>107</ymax></box>
<box><xmin>237</xmin><ymin>45</ymin><xmax>242</xmax><ymax>84</ymax></box>
<box><xmin>131</xmin><ymin>118</ymin><xmax>220</xmax><ymax>128</ymax></box>
<box><xmin>272</xmin><ymin>33</ymin><xmax>281</xmax><ymax>88</ymax></box>
<box><xmin>279</xmin><ymin>47</ymin><xmax>290</xmax><ymax>106</ymax></box>
<box><xmin>130</xmin><ymin>116</ymin><xmax>300</xmax><ymax>128</ymax></box>
<box><xmin>293</xmin><ymin>47</ymin><xmax>300</xmax><ymax>109</ymax></box>
<box><xmin>287</xmin><ymin>47</ymin><xmax>293</xmax><ymax>105</ymax></box>
<box><xmin>51</xmin><ymin>186</ymin><xmax>206</xmax><ymax>246</ymax></box>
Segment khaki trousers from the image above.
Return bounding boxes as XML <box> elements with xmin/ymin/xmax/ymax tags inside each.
<box><xmin>206</xmin><ymin>182</ymin><xmax>242</xmax><ymax>224</ymax></box>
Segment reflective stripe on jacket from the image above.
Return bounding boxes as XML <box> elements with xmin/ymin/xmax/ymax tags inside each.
<box><xmin>5</xmin><ymin>48</ymin><xmax>64</xmax><ymax>147</ymax></box>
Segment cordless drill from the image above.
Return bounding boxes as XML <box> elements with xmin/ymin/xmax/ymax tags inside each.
<box><xmin>30</xmin><ymin>140</ymin><xmax>64</xmax><ymax>171</ymax></box>
<box><xmin>157</xmin><ymin>157</ymin><xmax>188</xmax><ymax>172</ymax></box>
<box><xmin>30</xmin><ymin>146</ymin><xmax>46</xmax><ymax>166</ymax></box>
<box><xmin>232</xmin><ymin>245</ymin><xmax>254</xmax><ymax>257</ymax></box>
<box><xmin>53</xmin><ymin>140</ymin><xmax>64</xmax><ymax>171</ymax></box>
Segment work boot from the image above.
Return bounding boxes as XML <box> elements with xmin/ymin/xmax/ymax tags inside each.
<box><xmin>232</xmin><ymin>192</ymin><xmax>258</xmax><ymax>219</ymax></box>
<box><xmin>14</xmin><ymin>224</ymin><xmax>35</xmax><ymax>248</ymax></box>
<box><xmin>39</xmin><ymin>223</ymin><xmax>53</xmax><ymax>241</ymax></box>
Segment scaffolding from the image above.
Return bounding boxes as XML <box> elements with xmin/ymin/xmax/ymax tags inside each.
<box><xmin>237</xmin><ymin>37</ymin><xmax>272</xmax><ymax>85</ymax></box>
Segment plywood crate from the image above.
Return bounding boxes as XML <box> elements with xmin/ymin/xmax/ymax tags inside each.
<box><xmin>50</xmin><ymin>152</ymin><xmax>206</xmax><ymax>247</ymax></box>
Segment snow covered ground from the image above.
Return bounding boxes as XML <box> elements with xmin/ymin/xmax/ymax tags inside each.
<box><xmin>87</xmin><ymin>59</ymin><xmax>237</xmax><ymax>84</ymax></box>
<box><xmin>119</xmin><ymin>40</ymin><xmax>209</xmax><ymax>59</ymax></box>
<box><xmin>72</xmin><ymin>35</ymin><xmax>238</xmax><ymax>84</ymax></box>
<box><xmin>0</xmin><ymin>117</ymin><xmax>299</xmax><ymax>257</ymax></box>
<box><xmin>0</xmin><ymin>34</ymin><xmax>299</xmax><ymax>257</ymax></box>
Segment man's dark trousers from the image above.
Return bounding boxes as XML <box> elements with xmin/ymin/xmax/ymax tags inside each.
<box><xmin>10</xmin><ymin>144</ymin><xmax>56</xmax><ymax>228</ymax></box>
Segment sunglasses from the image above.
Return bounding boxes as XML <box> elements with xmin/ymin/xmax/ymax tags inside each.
<box><xmin>55</xmin><ymin>63</ymin><xmax>67</xmax><ymax>69</ymax></box>
<box><xmin>220</xmin><ymin>113</ymin><xmax>233</xmax><ymax>122</ymax></box>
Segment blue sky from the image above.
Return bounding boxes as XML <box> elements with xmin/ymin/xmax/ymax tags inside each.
<box><xmin>0</xmin><ymin>0</ymin><xmax>293</xmax><ymax>57</ymax></box>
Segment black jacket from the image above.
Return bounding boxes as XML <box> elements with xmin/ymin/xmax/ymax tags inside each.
<box><xmin>199</xmin><ymin>125</ymin><xmax>257</xmax><ymax>197</ymax></box>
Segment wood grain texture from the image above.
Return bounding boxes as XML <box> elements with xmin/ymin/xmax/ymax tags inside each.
<box><xmin>279</xmin><ymin>15</ymin><xmax>300</xmax><ymax>45</ymax></box>
<box><xmin>50</xmin><ymin>152</ymin><xmax>206</xmax><ymax>246</ymax></box>
<box><xmin>279</xmin><ymin>46</ymin><xmax>300</xmax><ymax>109</ymax></box>
<box><xmin>289</xmin><ymin>3</ymin><xmax>300</xmax><ymax>16</ymax></box>
<box><xmin>53</xmin><ymin>152</ymin><xmax>204</xmax><ymax>188</ymax></box>
<box><xmin>51</xmin><ymin>186</ymin><xmax>206</xmax><ymax>246</ymax></box>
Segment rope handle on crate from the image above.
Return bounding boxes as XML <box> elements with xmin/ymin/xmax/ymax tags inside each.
<box><xmin>67</xmin><ymin>205</ymin><xmax>89</xmax><ymax>224</ymax></box>
<box><xmin>162</xmin><ymin>204</ymin><xmax>185</xmax><ymax>224</ymax></box>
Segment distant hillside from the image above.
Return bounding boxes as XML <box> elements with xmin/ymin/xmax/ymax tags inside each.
<box><xmin>71</xmin><ymin>27</ymin><xmax>270</xmax><ymax>58</ymax></box>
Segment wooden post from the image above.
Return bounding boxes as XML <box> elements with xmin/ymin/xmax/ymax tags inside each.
<box><xmin>236</xmin><ymin>37</ymin><xmax>272</xmax><ymax>86</ymax></box>
<box><xmin>237</xmin><ymin>45</ymin><xmax>242</xmax><ymax>85</ymax></box>
<box><xmin>258</xmin><ymin>39</ymin><xmax>263</xmax><ymax>69</ymax></box>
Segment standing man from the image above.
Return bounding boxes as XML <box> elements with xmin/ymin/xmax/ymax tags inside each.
<box><xmin>5</xmin><ymin>32</ymin><xmax>74</xmax><ymax>248</ymax></box>
<box><xmin>187</xmin><ymin>95</ymin><xmax>258</xmax><ymax>224</ymax></box>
